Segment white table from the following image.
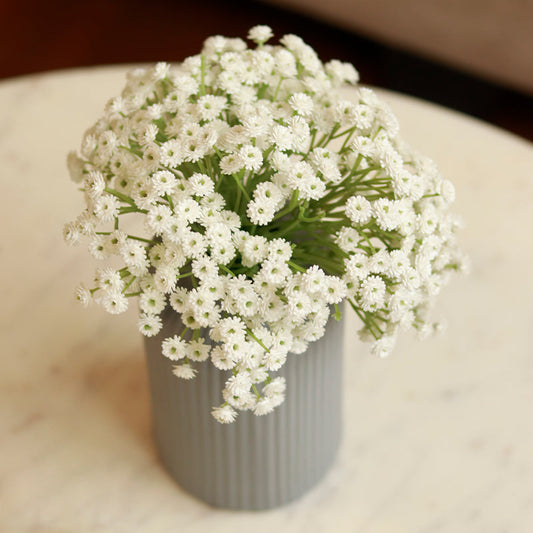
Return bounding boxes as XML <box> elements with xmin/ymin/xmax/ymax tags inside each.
<box><xmin>1</xmin><ymin>66</ymin><xmax>532</xmax><ymax>532</ymax></box>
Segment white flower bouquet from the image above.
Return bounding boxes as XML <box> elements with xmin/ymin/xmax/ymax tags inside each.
<box><xmin>64</xmin><ymin>26</ymin><xmax>467</xmax><ymax>423</ymax></box>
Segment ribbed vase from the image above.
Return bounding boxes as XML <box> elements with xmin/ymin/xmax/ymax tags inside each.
<box><xmin>144</xmin><ymin>311</ymin><xmax>344</xmax><ymax>511</ymax></box>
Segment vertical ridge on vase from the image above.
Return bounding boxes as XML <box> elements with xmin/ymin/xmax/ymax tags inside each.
<box><xmin>308</xmin><ymin>345</ymin><xmax>315</xmax><ymax>485</ymax></box>
<box><xmin>144</xmin><ymin>308</ymin><xmax>344</xmax><ymax>510</ymax></box>
<box><xmin>211</xmin><ymin>364</ymin><xmax>224</xmax><ymax>506</ymax></box>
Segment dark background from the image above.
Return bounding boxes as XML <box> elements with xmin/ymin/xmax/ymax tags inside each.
<box><xmin>2</xmin><ymin>0</ymin><xmax>532</xmax><ymax>141</ymax></box>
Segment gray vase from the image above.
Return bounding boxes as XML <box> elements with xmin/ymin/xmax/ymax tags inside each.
<box><xmin>144</xmin><ymin>310</ymin><xmax>344</xmax><ymax>511</ymax></box>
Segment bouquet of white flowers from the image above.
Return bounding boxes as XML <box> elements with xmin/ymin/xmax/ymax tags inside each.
<box><xmin>64</xmin><ymin>26</ymin><xmax>467</xmax><ymax>423</ymax></box>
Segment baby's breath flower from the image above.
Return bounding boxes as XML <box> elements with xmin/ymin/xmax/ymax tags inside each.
<box><xmin>75</xmin><ymin>284</ymin><xmax>91</xmax><ymax>307</ymax></box>
<box><xmin>101</xmin><ymin>291</ymin><xmax>129</xmax><ymax>315</ymax></box>
<box><xmin>162</xmin><ymin>335</ymin><xmax>187</xmax><ymax>361</ymax></box>
<box><xmin>371</xmin><ymin>334</ymin><xmax>396</xmax><ymax>358</ymax></box>
<box><xmin>346</xmin><ymin>195</ymin><xmax>372</xmax><ymax>225</ymax></box>
<box><xmin>137</xmin><ymin>313</ymin><xmax>162</xmax><ymax>337</ymax></box>
<box><xmin>288</xmin><ymin>93</ymin><xmax>314</xmax><ymax>116</ymax></box>
<box><xmin>172</xmin><ymin>362</ymin><xmax>197</xmax><ymax>380</ymax></box>
<box><xmin>63</xmin><ymin>222</ymin><xmax>81</xmax><ymax>246</ymax></box>
<box><xmin>248</xmin><ymin>25</ymin><xmax>273</xmax><ymax>45</ymax></box>
<box><xmin>66</xmin><ymin>26</ymin><xmax>466</xmax><ymax>424</ymax></box>
<box><xmin>211</xmin><ymin>404</ymin><xmax>237</xmax><ymax>424</ymax></box>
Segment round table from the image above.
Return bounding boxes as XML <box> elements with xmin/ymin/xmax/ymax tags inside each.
<box><xmin>1</xmin><ymin>66</ymin><xmax>532</xmax><ymax>532</ymax></box>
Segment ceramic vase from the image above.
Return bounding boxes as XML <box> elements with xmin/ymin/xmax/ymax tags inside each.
<box><xmin>144</xmin><ymin>310</ymin><xmax>344</xmax><ymax>510</ymax></box>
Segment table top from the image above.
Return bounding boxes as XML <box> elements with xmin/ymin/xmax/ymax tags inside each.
<box><xmin>1</xmin><ymin>66</ymin><xmax>532</xmax><ymax>532</ymax></box>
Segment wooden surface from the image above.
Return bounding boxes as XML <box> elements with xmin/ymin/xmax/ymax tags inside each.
<box><xmin>1</xmin><ymin>0</ymin><xmax>532</xmax><ymax>142</ymax></box>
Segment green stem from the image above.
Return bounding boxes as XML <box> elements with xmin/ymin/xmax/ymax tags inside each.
<box><xmin>124</xmin><ymin>291</ymin><xmax>142</xmax><ymax>297</ymax></box>
<box><xmin>233</xmin><ymin>173</ymin><xmax>250</xmax><ymax>204</ymax></box>
<box><xmin>272</xmin><ymin>191</ymin><xmax>299</xmax><ymax>222</ymax></box>
<box><xmin>219</xmin><ymin>264</ymin><xmax>236</xmax><ymax>277</ymax></box>
<box><xmin>246</xmin><ymin>328</ymin><xmax>270</xmax><ymax>353</ymax></box>
<box><xmin>287</xmin><ymin>261</ymin><xmax>306</xmax><ymax>273</ymax></box>
<box><xmin>272</xmin><ymin>77</ymin><xmax>284</xmax><ymax>100</ymax></box>
<box><xmin>165</xmin><ymin>193</ymin><xmax>174</xmax><ymax>211</ymax></box>
<box><xmin>127</xmin><ymin>235</ymin><xmax>157</xmax><ymax>244</ymax></box>
<box><xmin>104</xmin><ymin>187</ymin><xmax>136</xmax><ymax>206</ymax></box>
<box><xmin>121</xmin><ymin>275</ymin><xmax>137</xmax><ymax>294</ymax></box>
<box><xmin>119</xmin><ymin>206</ymin><xmax>148</xmax><ymax>215</ymax></box>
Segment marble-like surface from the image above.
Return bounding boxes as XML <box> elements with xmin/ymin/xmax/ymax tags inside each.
<box><xmin>1</xmin><ymin>66</ymin><xmax>532</xmax><ymax>532</ymax></box>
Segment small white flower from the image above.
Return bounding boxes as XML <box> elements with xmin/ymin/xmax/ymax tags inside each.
<box><xmin>147</xmin><ymin>204</ymin><xmax>172</xmax><ymax>234</ymax></box>
<box><xmin>172</xmin><ymin>362</ymin><xmax>197</xmax><ymax>380</ymax></box>
<box><xmin>270</xmin><ymin>124</ymin><xmax>294</xmax><ymax>151</ymax></box>
<box><xmin>323</xmin><ymin>276</ymin><xmax>347</xmax><ymax>304</ymax></box>
<box><xmin>210</xmin><ymin>242</ymin><xmax>236</xmax><ymax>265</ymax></box>
<box><xmin>140</xmin><ymin>289</ymin><xmax>166</xmax><ymax>315</ymax></box>
<box><xmin>180</xmin><ymin>229</ymin><xmax>207</xmax><ymax>258</ymax></box>
<box><xmin>187</xmin><ymin>338</ymin><xmax>211</xmax><ymax>362</ymax></box>
<box><xmin>219</xmin><ymin>153</ymin><xmax>243</xmax><ymax>175</ymax></box>
<box><xmin>371</xmin><ymin>334</ymin><xmax>396</xmax><ymax>358</ymax></box>
<box><xmin>88</xmin><ymin>235</ymin><xmax>108</xmax><ymax>260</ymax></box>
<box><xmin>352</xmin><ymin>136</ymin><xmax>376</xmax><ymax>159</ymax></box>
<box><xmin>373</xmin><ymin>198</ymin><xmax>400</xmax><ymax>231</ymax></box>
<box><xmin>104</xmin><ymin>230</ymin><xmax>127</xmax><ymax>255</ymax></box>
<box><xmin>388</xmin><ymin>250</ymin><xmax>410</xmax><ymax>279</ymax></box>
<box><xmin>154</xmin><ymin>264</ymin><xmax>179</xmax><ymax>294</ymax></box>
<box><xmin>211</xmin><ymin>404</ymin><xmax>237</xmax><ymax>423</ymax></box>
<box><xmin>368</xmin><ymin>249</ymin><xmax>390</xmax><ymax>274</ymax></box>
<box><xmin>259</xmin><ymin>258</ymin><xmax>291</xmax><ymax>284</ymax></box>
<box><xmin>263</xmin><ymin>376</ymin><xmax>286</xmax><ymax>397</ymax></box>
<box><xmin>210</xmin><ymin>345</ymin><xmax>235</xmax><ymax>370</ymax></box>
<box><xmin>96</xmin><ymin>267</ymin><xmax>123</xmax><ymax>291</ymax></box>
<box><xmin>192</xmin><ymin>257</ymin><xmax>218</xmax><ymax>281</ymax></box>
<box><xmin>252</xmin><ymin>181</ymin><xmax>283</xmax><ymax>207</ymax></box>
<box><xmin>247</xmin><ymin>198</ymin><xmax>276</xmax><ymax>225</ymax></box>
<box><xmin>345</xmin><ymin>253</ymin><xmax>369</xmax><ymax>280</ymax></box>
<box><xmin>101</xmin><ymin>291</ymin><xmax>128</xmax><ymax>315</ymax></box>
<box><xmin>151</xmin><ymin>170</ymin><xmax>177</xmax><ymax>196</ymax></box>
<box><xmin>253</xmin><ymin>396</ymin><xmax>276</xmax><ymax>416</ymax></box>
<box><xmin>346</xmin><ymin>195</ymin><xmax>372</xmax><ymax>225</ymax></box>
<box><xmin>121</xmin><ymin>240</ymin><xmax>148</xmax><ymax>272</ymax></box>
<box><xmin>242</xmin><ymin>235</ymin><xmax>268</xmax><ymax>267</ymax></box>
<box><xmin>226</xmin><ymin>372</ymin><xmax>252</xmax><ymax>397</ymax></box>
<box><xmin>325</xmin><ymin>59</ymin><xmax>359</xmax><ymax>84</ymax></box>
<box><xmin>335</xmin><ymin>226</ymin><xmax>360</xmax><ymax>254</ymax></box>
<box><xmin>267</xmin><ymin>239</ymin><xmax>293</xmax><ymax>262</ymax></box>
<box><xmin>75</xmin><ymin>284</ymin><xmax>91</xmax><ymax>307</ymax></box>
<box><xmin>197</xmin><ymin>95</ymin><xmax>227</xmax><ymax>121</ymax></box>
<box><xmin>248</xmin><ymin>25</ymin><xmax>273</xmax><ymax>44</ymax></box>
<box><xmin>303</xmin><ymin>265</ymin><xmax>326</xmax><ymax>293</ymax></box>
<box><xmin>162</xmin><ymin>335</ymin><xmax>188</xmax><ymax>361</ymax></box>
<box><xmin>238</xmin><ymin>145</ymin><xmax>263</xmax><ymax>172</ymax></box>
<box><xmin>439</xmin><ymin>179</ymin><xmax>456</xmax><ymax>204</ymax></box>
<box><xmin>359</xmin><ymin>275</ymin><xmax>386</xmax><ymax>312</ymax></box>
<box><xmin>84</xmin><ymin>171</ymin><xmax>106</xmax><ymax>200</ymax></box>
<box><xmin>137</xmin><ymin>313</ymin><xmax>162</xmax><ymax>337</ymax></box>
<box><xmin>417</xmin><ymin>204</ymin><xmax>439</xmax><ymax>235</ymax></box>
<box><xmin>63</xmin><ymin>222</ymin><xmax>81</xmax><ymax>246</ymax></box>
<box><xmin>189</xmin><ymin>173</ymin><xmax>214</xmax><ymax>197</ymax></box>
<box><xmin>288</xmin><ymin>93</ymin><xmax>314</xmax><ymax>116</ymax></box>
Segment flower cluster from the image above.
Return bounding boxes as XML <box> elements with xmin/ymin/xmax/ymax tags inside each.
<box><xmin>64</xmin><ymin>26</ymin><xmax>467</xmax><ymax>423</ymax></box>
